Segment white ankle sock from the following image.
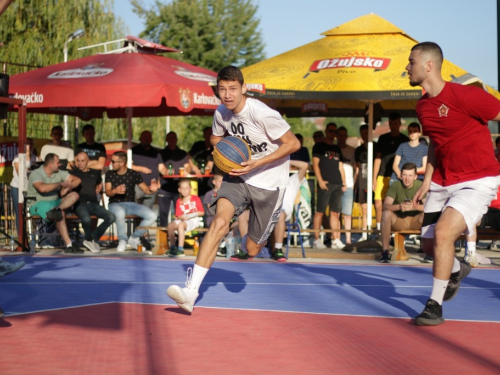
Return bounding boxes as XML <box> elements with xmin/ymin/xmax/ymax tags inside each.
<box><xmin>430</xmin><ymin>278</ymin><xmax>448</xmax><ymax>305</ymax></box>
<box><xmin>275</xmin><ymin>243</ymin><xmax>283</xmax><ymax>249</ymax></box>
<box><xmin>466</xmin><ymin>241</ymin><xmax>476</xmax><ymax>258</ymax></box>
<box><xmin>452</xmin><ymin>257</ymin><xmax>461</xmax><ymax>273</ymax></box>
<box><xmin>189</xmin><ymin>264</ymin><xmax>208</xmax><ymax>291</ymax></box>
<box><xmin>376</xmin><ymin>222</ymin><xmax>381</xmax><ymax>230</ymax></box>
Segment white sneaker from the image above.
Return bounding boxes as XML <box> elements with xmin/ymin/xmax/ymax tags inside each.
<box><xmin>313</xmin><ymin>239</ymin><xmax>326</xmax><ymax>249</ymax></box>
<box><xmin>83</xmin><ymin>240</ymin><xmax>100</xmax><ymax>253</ymax></box>
<box><xmin>331</xmin><ymin>238</ymin><xmax>345</xmax><ymax>249</ymax></box>
<box><xmin>465</xmin><ymin>252</ymin><xmax>479</xmax><ymax>268</ymax></box>
<box><xmin>166</xmin><ymin>268</ymin><xmax>199</xmax><ymax>313</ymax></box>
<box><xmin>128</xmin><ymin>236</ymin><xmax>141</xmax><ymax>250</ymax></box>
<box><xmin>117</xmin><ymin>240</ymin><xmax>127</xmax><ymax>252</ymax></box>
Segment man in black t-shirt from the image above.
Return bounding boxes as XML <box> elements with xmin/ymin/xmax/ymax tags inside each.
<box><xmin>189</xmin><ymin>126</ymin><xmax>216</xmax><ymax>197</ymax></box>
<box><xmin>312</xmin><ymin>122</ymin><xmax>347</xmax><ymax>250</ymax></box>
<box><xmin>71</xmin><ymin>152</ymin><xmax>115</xmax><ymax>253</ymax></box>
<box><xmin>158</xmin><ymin>132</ymin><xmax>190</xmax><ymax>226</ymax></box>
<box><xmin>75</xmin><ymin>124</ymin><xmax>107</xmax><ymax>171</ymax></box>
<box><xmin>105</xmin><ymin>151</ymin><xmax>159</xmax><ymax>252</ymax></box>
<box><xmin>132</xmin><ymin>131</ymin><xmax>162</xmax><ymax>209</ymax></box>
<box><xmin>373</xmin><ymin>112</ymin><xmax>409</xmax><ymax>231</ymax></box>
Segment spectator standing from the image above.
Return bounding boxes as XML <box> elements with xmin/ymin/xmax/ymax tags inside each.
<box><xmin>105</xmin><ymin>151</ymin><xmax>158</xmax><ymax>252</ymax></box>
<box><xmin>158</xmin><ymin>132</ymin><xmax>191</xmax><ymax>226</ymax></box>
<box><xmin>373</xmin><ymin>112</ymin><xmax>409</xmax><ymax>231</ymax></box>
<box><xmin>354</xmin><ymin>124</ymin><xmax>375</xmax><ymax>241</ymax></box>
<box><xmin>70</xmin><ymin>152</ymin><xmax>115</xmax><ymax>253</ymax></box>
<box><xmin>75</xmin><ymin>124</ymin><xmax>107</xmax><ymax>171</ymax></box>
<box><xmin>379</xmin><ymin>163</ymin><xmax>425</xmax><ymax>263</ymax></box>
<box><xmin>167</xmin><ymin>179</ymin><xmax>205</xmax><ymax>257</ymax></box>
<box><xmin>392</xmin><ymin>122</ymin><xmax>428</xmax><ymax>181</ymax></box>
<box><xmin>336</xmin><ymin>126</ymin><xmax>356</xmax><ymax>245</ymax></box>
<box><xmin>132</xmin><ymin>130</ymin><xmax>162</xmax><ymax>209</ymax></box>
<box><xmin>290</xmin><ymin>133</ymin><xmax>311</xmax><ymax>163</ymax></box>
<box><xmin>312</xmin><ymin>122</ymin><xmax>346</xmax><ymax>249</ymax></box>
<box><xmin>40</xmin><ymin>126</ymin><xmax>74</xmax><ymax>170</ymax></box>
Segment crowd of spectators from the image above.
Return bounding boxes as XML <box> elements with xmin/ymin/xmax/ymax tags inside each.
<box><xmin>20</xmin><ymin>111</ymin><xmax>500</xmax><ymax>263</ymax></box>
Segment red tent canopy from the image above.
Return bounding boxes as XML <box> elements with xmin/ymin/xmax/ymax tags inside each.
<box><xmin>10</xmin><ymin>52</ymin><xmax>220</xmax><ymax>120</ymax></box>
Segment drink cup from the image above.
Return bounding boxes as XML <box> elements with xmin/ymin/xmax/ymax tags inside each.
<box><xmin>137</xmin><ymin>244</ymin><xmax>143</xmax><ymax>253</ymax></box>
<box><xmin>179</xmin><ymin>167</ymin><xmax>185</xmax><ymax>176</ymax></box>
<box><xmin>205</xmin><ymin>167</ymin><xmax>211</xmax><ymax>175</ymax></box>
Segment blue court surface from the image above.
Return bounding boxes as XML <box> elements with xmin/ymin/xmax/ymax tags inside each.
<box><xmin>3</xmin><ymin>255</ymin><xmax>500</xmax><ymax>322</ymax></box>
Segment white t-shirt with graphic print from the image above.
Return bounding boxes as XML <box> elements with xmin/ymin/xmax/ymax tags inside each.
<box><xmin>212</xmin><ymin>98</ymin><xmax>290</xmax><ymax>190</ymax></box>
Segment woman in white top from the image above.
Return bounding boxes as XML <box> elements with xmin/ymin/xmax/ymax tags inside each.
<box><xmin>10</xmin><ymin>138</ymin><xmax>39</xmax><ymax>231</ymax></box>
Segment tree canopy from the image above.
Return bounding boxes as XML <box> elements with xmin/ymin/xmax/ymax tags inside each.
<box><xmin>132</xmin><ymin>0</ymin><xmax>265</xmax><ymax>71</ymax></box>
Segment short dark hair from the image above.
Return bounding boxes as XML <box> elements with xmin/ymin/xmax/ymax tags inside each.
<box><xmin>389</xmin><ymin>112</ymin><xmax>401</xmax><ymax>121</ymax></box>
<box><xmin>44</xmin><ymin>153</ymin><xmax>57</xmax><ymax>166</ymax></box>
<box><xmin>326</xmin><ymin>122</ymin><xmax>337</xmax><ymax>129</ymax></box>
<box><xmin>113</xmin><ymin>151</ymin><xmax>127</xmax><ymax>162</ymax></box>
<box><xmin>82</xmin><ymin>124</ymin><xmax>95</xmax><ymax>133</ymax></box>
<box><xmin>401</xmin><ymin>162</ymin><xmax>417</xmax><ymax>173</ymax></box>
<box><xmin>313</xmin><ymin>131</ymin><xmax>324</xmax><ymax>138</ymax></box>
<box><xmin>295</xmin><ymin>133</ymin><xmax>303</xmax><ymax>141</ymax></box>
<box><xmin>495</xmin><ymin>136</ymin><xmax>500</xmax><ymax>146</ymax></box>
<box><xmin>407</xmin><ymin>122</ymin><xmax>421</xmax><ymax>132</ymax></box>
<box><xmin>217</xmin><ymin>66</ymin><xmax>244</xmax><ymax>86</ymax></box>
<box><xmin>337</xmin><ymin>126</ymin><xmax>347</xmax><ymax>135</ymax></box>
<box><xmin>359</xmin><ymin>124</ymin><xmax>368</xmax><ymax>133</ymax></box>
<box><xmin>411</xmin><ymin>42</ymin><xmax>443</xmax><ymax>63</ymax></box>
<box><xmin>51</xmin><ymin>126</ymin><xmax>63</xmax><ymax>134</ymax></box>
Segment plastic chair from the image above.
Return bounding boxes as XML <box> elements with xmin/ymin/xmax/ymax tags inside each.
<box><xmin>285</xmin><ymin>202</ymin><xmax>306</xmax><ymax>258</ymax></box>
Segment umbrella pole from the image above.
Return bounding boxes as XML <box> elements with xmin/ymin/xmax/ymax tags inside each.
<box><xmin>366</xmin><ymin>102</ymin><xmax>374</xmax><ymax>231</ymax></box>
<box><xmin>126</xmin><ymin>108</ymin><xmax>133</xmax><ymax>169</ymax></box>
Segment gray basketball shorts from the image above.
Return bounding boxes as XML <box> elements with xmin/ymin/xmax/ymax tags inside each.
<box><xmin>209</xmin><ymin>177</ymin><xmax>285</xmax><ymax>245</ymax></box>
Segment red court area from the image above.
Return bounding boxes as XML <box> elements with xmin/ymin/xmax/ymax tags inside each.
<box><xmin>3</xmin><ymin>303</ymin><xmax>500</xmax><ymax>375</ymax></box>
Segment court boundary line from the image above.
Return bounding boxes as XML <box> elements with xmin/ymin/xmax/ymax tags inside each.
<box><xmin>5</xmin><ymin>300</ymin><xmax>500</xmax><ymax>324</ymax></box>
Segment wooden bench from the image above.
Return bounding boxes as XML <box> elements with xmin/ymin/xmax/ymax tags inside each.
<box><xmin>28</xmin><ymin>214</ymin><xmax>139</xmax><ymax>248</ymax></box>
<box><xmin>138</xmin><ymin>226</ymin><xmax>208</xmax><ymax>255</ymax></box>
<box><xmin>392</xmin><ymin>229</ymin><xmax>500</xmax><ymax>261</ymax></box>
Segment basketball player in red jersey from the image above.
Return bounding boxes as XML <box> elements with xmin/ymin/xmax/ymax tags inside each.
<box><xmin>407</xmin><ymin>42</ymin><xmax>500</xmax><ymax>326</ymax></box>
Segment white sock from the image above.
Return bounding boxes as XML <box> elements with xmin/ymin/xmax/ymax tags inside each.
<box><xmin>452</xmin><ymin>257</ymin><xmax>461</xmax><ymax>273</ymax></box>
<box><xmin>189</xmin><ymin>264</ymin><xmax>208</xmax><ymax>291</ymax></box>
<box><xmin>376</xmin><ymin>222</ymin><xmax>381</xmax><ymax>230</ymax></box>
<box><xmin>275</xmin><ymin>243</ymin><xmax>283</xmax><ymax>249</ymax></box>
<box><xmin>466</xmin><ymin>241</ymin><xmax>476</xmax><ymax>258</ymax></box>
<box><xmin>430</xmin><ymin>278</ymin><xmax>448</xmax><ymax>305</ymax></box>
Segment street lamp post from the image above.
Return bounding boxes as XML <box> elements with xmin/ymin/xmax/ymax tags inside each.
<box><xmin>63</xmin><ymin>28</ymin><xmax>85</xmax><ymax>142</ymax></box>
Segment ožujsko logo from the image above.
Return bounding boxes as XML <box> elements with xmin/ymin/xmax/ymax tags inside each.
<box><xmin>309</xmin><ymin>56</ymin><xmax>391</xmax><ymax>72</ymax></box>
<box><xmin>245</xmin><ymin>83</ymin><xmax>266</xmax><ymax>94</ymax></box>
<box><xmin>301</xmin><ymin>102</ymin><xmax>328</xmax><ymax>114</ymax></box>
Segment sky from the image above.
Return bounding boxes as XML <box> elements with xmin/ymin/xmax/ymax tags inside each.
<box><xmin>115</xmin><ymin>0</ymin><xmax>499</xmax><ymax>88</ymax></box>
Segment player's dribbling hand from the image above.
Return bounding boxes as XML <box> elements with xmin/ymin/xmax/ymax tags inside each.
<box><xmin>229</xmin><ymin>160</ymin><xmax>258</xmax><ymax>176</ymax></box>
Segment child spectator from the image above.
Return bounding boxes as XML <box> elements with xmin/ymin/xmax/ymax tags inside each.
<box><xmin>167</xmin><ymin>179</ymin><xmax>205</xmax><ymax>257</ymax></box>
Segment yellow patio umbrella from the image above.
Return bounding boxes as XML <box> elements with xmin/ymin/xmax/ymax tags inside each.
<box><xmin>241</xmin><ymin>13</ymin><xmax>500</xmax><ymax>230</ymax></box>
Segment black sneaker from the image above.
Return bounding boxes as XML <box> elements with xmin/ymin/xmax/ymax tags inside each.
<box><xmin>140</xmin><ymin>237</ymin><xmax>152</xmax><ymax>251</ymax></box>
<box><xmin>379</xmin><ymin>250</ymin><xmax>390</xmax><ymax>263</ymax></box>
<box><xmin>272</xmin><ymin>248</ymin><xmax>287</xmax><ymax>262</ymax></box>
<box><xmin>168</xmin><ymin>247</ymin><xmax>185</xmax><ymax>257</ymax></box>
<box><xmin>217</xmin><ymin>247</ymin><xmax>227</xmax><ymax>257</ymax></box>
<box><xmin>46</xmin><ymin>208</ymin><xmax>63</xmax><ymax>222</ymax></box>
<box><xmin>414</xmin><ymin>299</ymin><xmax>444</xmax><ymax>326</ymax></box>
<box><xmin>444</xmin><ymin>260</ymin><xmax>471</xmax><ymax>302</ymax></box>
<box><xmin>230</xmin><ymin>252</ymin><xmax>254</xmax><ymax>261</ymax></box>
<box><xmin>64</xmin><ymin>243</ymin><xmax>84</xmax><ymax>254</ymax></box>
<box><xmin>422</xmin><ymin>255</ymin><xmax>433</xmax><ymax>263</ymax></box>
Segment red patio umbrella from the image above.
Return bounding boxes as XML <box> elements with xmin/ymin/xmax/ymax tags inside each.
<box><xmin>10</xmin><ymin>45</ymin><xmax>220</xmax><ymax>120</ymax></box>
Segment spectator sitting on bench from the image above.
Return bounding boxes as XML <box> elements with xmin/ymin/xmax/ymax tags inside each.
<box><xmin>167</xmin><ymin>179</ymin><xmax>204</xmax><ymax>258</ymax></box>
<box><xmin>105</xmin><ymin>151</ymin><xmax>159</xmax><ymax>252</ymax></box>
<box><xmin>380</xmin><ymin>162</ymin><xmax>426</xmax><ymax>263</ymax></box>
<box><xmin>70</xmin><ymin>151</ymin><xmax>116</xmax><ymax>253</ymax></box>
<box><xmin>27</xmin><ymin>153</ymin><xmax>83</xmax><ymax>254</ymax></box>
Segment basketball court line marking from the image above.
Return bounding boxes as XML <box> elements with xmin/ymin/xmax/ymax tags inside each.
<box><xmin>5</xmin><ymin>300</ymin><xmax>500</xmax><ymax>324</ymax></box>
